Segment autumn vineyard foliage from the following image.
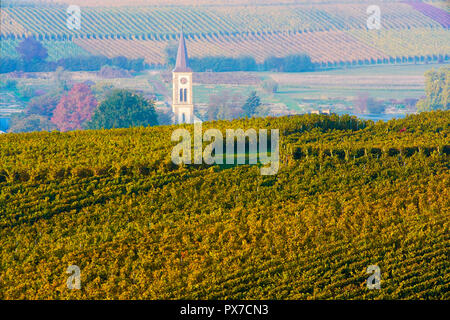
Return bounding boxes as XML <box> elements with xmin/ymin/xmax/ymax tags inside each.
<box><xmin>0</xmin><ymin>111</ymin><xmax>449</xmax><ymax>299</ymax></box>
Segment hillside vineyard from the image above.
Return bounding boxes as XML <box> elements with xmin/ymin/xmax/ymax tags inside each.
<box><xmin>0</xmin><ymin>111</ymin><xmax>448</xmax><ymax>299</ymax></box>
<box><xmin>0</xmin><ymin>1</ymin><xmax>449</xmax><ymax>67</ymax></box>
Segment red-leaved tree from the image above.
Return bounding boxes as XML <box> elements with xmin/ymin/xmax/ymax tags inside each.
<box><xmin>51</xmin><ymin>83</ymin><xmax>98</xmax><ymax>132</ymax></box>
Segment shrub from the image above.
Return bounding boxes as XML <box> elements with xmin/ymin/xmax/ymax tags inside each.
<box><xmin>387</xmin><ymin>148</ymin><xmax>400</xmax><ymax>157</ymax></box>
<box><xmin>333</xmin><ymin>149</ymin><xmax>346</xmax><ymax>160</ymax></box>
<box><xmin>73</xmin><ymin>167</ymin><xmax>94</xmax><ymax>179</ymax></box>
<box><xmin>117</xmin><ymin>165</ymin><xmax>133</xmax><ymax>176</ymax></box>
<box><xmin>261</xmin><ymin>79</ymin><xmax>279</xmax><ymax>94</ymax></box>
<box><xmin>370</xmin><ymin>148</ymin><xmax>382</xmax><ymax>157</ymax></box>
<box><xmin>136</xmin><ymin>164</ymin><xmax>151</xmax><ymax>176</ymax></box>
<box><xmin>402</xmin><ymin>147</ymin><xmax>419</xmax><ymax>157</ymax></box>
<box><xmin>307</xmin><ymin>147</ymin><xmax>320</xmax><ymax>157</ymax></box>
<box><xmin>52</xmin><ymin>168</ymin><xmax>69</xmax><ymax>180</ymax></box>
<box><xmin>94</xmin><ymin>166</ymin><xmax>114</xmax><ymax>177</ymax></box>
<box><xmin>292</xmin><ymin>146</ymin><xmax>305</xmax><ymax>159</ymax></box>
<box><xmin>33</xmin><ymin>168</ymin><xmax>49</xmax><ymax>182</ymax></box>
<box><xmin>0</xmin><ymin>169</ymin><xmax>8</xmax><ymax>183</ymax></box>
<box><xmin>321</xmin><ymin>149</ymin><xmax>331</xmax><ymax>158</ymax></box>
<box><xmin>97</xmin><ymin>65</ymin><xmax>132</xmax><ymax>79</ymax></box>
<box><xmin>12</xmin><ymin>169</ymin><xmax>30</xmax><ymax>182</ymax></box>
<box><xmin>421</xmin><ymin>147</ymin><xmax>436</xmax><ymax>156</ymax></box>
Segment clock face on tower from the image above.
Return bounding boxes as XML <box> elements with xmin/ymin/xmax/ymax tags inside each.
<box><xmin>180</xmin><ymin>77</ymin><xmax>188</xmax><ymax>85</ymax></box>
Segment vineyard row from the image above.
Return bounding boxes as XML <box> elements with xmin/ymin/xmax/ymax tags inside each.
<box><xmin>1</xmin><ymin>3</ymin><xmax>448</xmax><ymax>38</ymax></box>
<box><xmin>1</xmin><ymin>144</ymin><xmax>448</xmax><ymax>186</ymax></box>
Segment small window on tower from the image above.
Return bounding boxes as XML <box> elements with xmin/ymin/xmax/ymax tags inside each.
<box><xmin>179</xmin><ymin>89</ymin><xmax>183</xmax><ymax>102</ymax></box>
<box><xmin>184</xmin><ymin>89</ymin><xmax>187</xmax><ymax>102</ymax></box>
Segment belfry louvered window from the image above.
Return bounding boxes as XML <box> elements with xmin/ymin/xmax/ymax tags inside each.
<box><xmin>179</xmin><ymin>89</ymin><xmax>188</xmax><ymax>102</ymax></box>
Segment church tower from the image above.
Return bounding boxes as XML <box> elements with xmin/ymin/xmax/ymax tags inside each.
<box><xmin>172</xmin><ymin>29</ymin><xmax>194</xmax><ymax>124</ymax></box>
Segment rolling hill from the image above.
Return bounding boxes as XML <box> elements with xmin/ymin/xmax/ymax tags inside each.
<box><xmin>0</xmin><ymin>111</ymin><xmax>448</xmax><ymax>299</ymax></box>
<box><xmin>0</xmin><ymin>1</ymin><xmax>449</xmax><ymax>67</ymax></box>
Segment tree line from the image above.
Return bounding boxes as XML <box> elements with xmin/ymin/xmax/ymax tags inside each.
<box><xmin>188</xmin><ymin>54</ymin><xmax>314</xmax><ymax>72</ymax></box>
<box><xmin>165</xmin><ymin>43</ymin><xmax>314</xmax><ymax>72</ymax></box>
<box><xmin>1</xmin><ymin>37</ymin><xmax>315</xmax><ymax>74</ymax></box>
<box><xmin>0</xmin><ymin>37</ymin><xmax>146</xmax><ymax>73</ymax></box>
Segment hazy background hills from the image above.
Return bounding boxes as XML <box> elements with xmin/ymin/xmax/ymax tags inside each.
<box><xmin>1</xmin><ymin>0</ymin><xmax>448</xmax><ymax>130</ymax></box>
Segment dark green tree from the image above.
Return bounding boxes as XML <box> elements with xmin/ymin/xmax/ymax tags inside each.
<box><xmin>282</xmin><ymin>54</ymin><xmax>313</xmax><ymax>72</ymax></box>
<box><xmin>242</xmin><ymin>91</ymin><xmax>261</xmax><ymax>117</ymax></box>
<box><xmin>417</xmin><ymin>67</ymin><xmax>449</xmax><ymax>112</ymax></box>
<box><xmin>86</xmin><ymin>89</ymin><xmax>158</xmax><ymax>129</ymax></box>
<box><xmin>263</xmin><ymin>54</ymin><xmax>313</xmax><ymax>72</ymax></box>
<box><xmin>16</xmin><ymin>37</ymin><xmax>48</xmax><ymax>63</ymax></box>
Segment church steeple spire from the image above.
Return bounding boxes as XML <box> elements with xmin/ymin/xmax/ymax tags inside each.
<box><xmin>171</xmin><ymin>26</ymin><xmax>194</xmax><ymax>124</ymax></box>
<box><xmin>173</xmin><ymin>27</ymin><xmax>192</xmax><ymax>72</ymax></box>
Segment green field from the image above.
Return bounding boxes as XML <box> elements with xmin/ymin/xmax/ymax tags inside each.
<box><xmin>190</xmin><ymin>64</ymin><xmax>447</xmax><ymax>112</ymax></box>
